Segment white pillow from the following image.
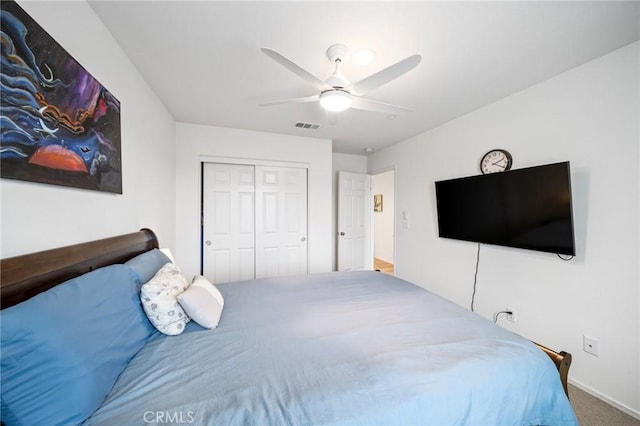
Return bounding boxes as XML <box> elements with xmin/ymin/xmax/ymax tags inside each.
<box><xmin>177</xmin><ymin>276</ymin><xmax>224</xmax><ymax>329</ymax></box>
<box><xmin>140</xmin><ymin>263</ymin><xmax>190</xmax><ymax>335</ymax></box>
<box><xmin>191</xmin><ymin>275</ymin><xmax>224</xmax><ymax>307</ymax></box>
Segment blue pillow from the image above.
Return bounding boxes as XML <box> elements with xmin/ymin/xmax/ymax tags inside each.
<box><xmin>125</xmin><ymin>248</ymin><xmax>171</xmax><ymax>285</ymax></box>
<box><xmin>0</xmin><ymin>264</ymin><xmax>155</xmax><ymax>425</ymax></box>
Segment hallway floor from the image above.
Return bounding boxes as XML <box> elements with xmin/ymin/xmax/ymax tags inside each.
<box><xmin>374</xmin><ymin>258</ymin><xmax>394</xmax><ymax>275</ymax></box>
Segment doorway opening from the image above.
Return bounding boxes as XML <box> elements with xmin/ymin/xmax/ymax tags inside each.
<box><xmin>372</xmin><ymin>170</ymin><xmax>395</xmax><ymax>275</ymax></box>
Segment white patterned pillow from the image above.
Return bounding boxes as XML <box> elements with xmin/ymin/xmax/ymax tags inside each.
<box><xmin>140</xmin><ymin>263</ymin><xmax>190</xmax><ymax>335</ymax></box>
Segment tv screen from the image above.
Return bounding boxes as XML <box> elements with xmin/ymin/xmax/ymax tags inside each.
<box><xmin>435</xmin><ymin>162</ymin><xmax>576</xmax><ymax>256</ymax></box>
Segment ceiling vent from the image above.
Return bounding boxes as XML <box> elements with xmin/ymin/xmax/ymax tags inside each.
<box><xmin>294</xmin><ymin>122</ymin><xmax>320</xmax><ymax>130</ymax></box>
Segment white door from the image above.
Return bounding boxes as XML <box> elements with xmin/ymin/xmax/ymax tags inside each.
<box><xmin>202</xmin><ymin>163</ymin><xmax>256</xmax><ymax>283</ymax></box>
<box><xmin>202</xmin><ymin>163</ymin><xmax>308</xmax><ymax>283</ymax></box>
<box><xmin>337</xmin><ymin>171</ymin><xmax>373</xmax><ymax>271</ymax></box>
<box><xmin>255</xmin><ymin>166</ymin><xmax>308</xmax><ymax>278</ymax></box>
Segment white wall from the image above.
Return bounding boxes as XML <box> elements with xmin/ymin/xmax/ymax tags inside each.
<box><xmin>372</xmin><ymin>170</ymin><xmax>394</xmax><ymax>264</ymax></box>
<box><xmin>368</xmin><ymin>42</ymin><xmax>639</xmax><ymax>416</ymax></box>
<box><xmin>331</xmin><ymin>153</ymin><xmax>368</xmax><ymax>270</ymax></box>
<box><xmin>175</xmin><ymin>123</ymin><xmax>332</xmax><ymax>278</ymax></box>
<box><xmin>1</xmin><ymin>1</ymin><xmax>176</xmax><ymax>258</ymax></box>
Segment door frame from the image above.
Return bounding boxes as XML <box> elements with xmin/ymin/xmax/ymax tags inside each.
<box><xmin>200</xmin><ymin>156</ymin><xmax>310</xmax><ymax>276</ymax></box>
<box><xmin>370</xmin><ymin>166</ymin><xmax>396</xmax><ymax>274</ymax></box>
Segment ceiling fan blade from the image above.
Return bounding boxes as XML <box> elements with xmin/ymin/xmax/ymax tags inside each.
<box><xmin>262</xmin><ymin>48</ymin><xmax>329</xmax><ymax>92</ymax></box>
<box><xmin>346</xmin><ymin>54</ymin><xmax>422</xmax><ymax>96</ymax></box>
<box><xmin>351</xmin><ymin>97</ymin><xmax>413</xmax><ymax>114</ymax></box>
<box><xmin>259</xmin><ymin>94</ymin><xmax>319</xmax><ymax>107</ymax></box>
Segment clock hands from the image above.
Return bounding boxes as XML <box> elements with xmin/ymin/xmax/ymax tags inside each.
<box><xmin>492</xmin><ymin>158</ymin><xmax>506</xmax><ymax>166</ymax></box>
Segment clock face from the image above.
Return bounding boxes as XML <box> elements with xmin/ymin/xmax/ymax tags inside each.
<box><xmin>481</xmin><ymin>149</ymin><xmax>512</xmax><ymax>174</ymax></box>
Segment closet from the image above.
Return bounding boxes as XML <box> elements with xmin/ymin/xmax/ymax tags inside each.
<box><xmin>202</xmin><ymin>162</ymin><xmax>308</xmax><ymax>283</ymax></box>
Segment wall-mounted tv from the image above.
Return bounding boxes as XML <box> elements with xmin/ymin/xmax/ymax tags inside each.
<box><xmin>435</xmin><ymin>162</ymin><xmax>576</xmax><ymax>256</ymax></box>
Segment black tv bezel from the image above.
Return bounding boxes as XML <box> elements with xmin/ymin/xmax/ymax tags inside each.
<box><xmin>434</xmin><ymin>161</ymin><xmax>576</xmax><ymax>256</ymax></box>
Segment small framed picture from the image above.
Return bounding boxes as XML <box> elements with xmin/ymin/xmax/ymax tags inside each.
<box><xmin>374</xmin><ymin>194</ymin><xmax>383</xmax><ymax>212</ymax></box>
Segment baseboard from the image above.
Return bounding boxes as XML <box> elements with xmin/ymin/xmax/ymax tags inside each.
<box><xmin>569</xmin><ymin>378</ymin><xmax>640</xmax><ymax>420</ymax></box>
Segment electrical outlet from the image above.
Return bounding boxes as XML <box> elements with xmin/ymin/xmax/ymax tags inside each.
<box><xmin>506</xmin><ymin>307</ymin><xmax>516</xmax><ymax>323</ymax></box>
<box><xmin>583</xmin><ymin>335</ymin><xmax>599</xmax><ymax>357</ymax></box>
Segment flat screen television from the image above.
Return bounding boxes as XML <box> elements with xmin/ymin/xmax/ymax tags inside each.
<box><xmin>435</xmin><ymin>162</ymin><xmax>576</xmax><ymax>256</ymax></box>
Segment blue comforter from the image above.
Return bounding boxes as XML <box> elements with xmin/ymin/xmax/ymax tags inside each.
<box><xmin>88</xmin><ymin>271</ymin><xmax>577</xmax><ymax>425</ymax></box>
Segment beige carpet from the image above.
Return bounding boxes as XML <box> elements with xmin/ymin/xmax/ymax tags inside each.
<box><xmin>569</xmin><ymin>384</ymin><xmax>640</xmax><ymax>426</ymax></box>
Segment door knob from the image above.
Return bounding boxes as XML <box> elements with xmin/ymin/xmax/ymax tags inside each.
<box><xmin>339</xmin><ymin>232</ymin><xmax>345</xmax><ymax>236</ymax></box>
<box><xmin>301</xmin><ymin>237</ymin><xmax>306</xmax><ymax>242</ymax></box>
<box><xmin>205</xmin><ymin>240</ymin><xmax>212</xmax><ymax>246</ymax></box>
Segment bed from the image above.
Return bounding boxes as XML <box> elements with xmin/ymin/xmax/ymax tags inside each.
<box><xmin>1</xmin><ymin>229</ymin><xmax>577</xmax><ymax>425</ymax></box>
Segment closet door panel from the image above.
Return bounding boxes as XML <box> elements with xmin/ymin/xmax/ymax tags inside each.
<box><xmin>255</xmin><ymin>166</ymin><xmax>308</xmax><ymax>278</ymax></box>
<box><xmin>203</xmin><ymin>164</ymin><xmax>255</xmax><ymax>283</ymax></box>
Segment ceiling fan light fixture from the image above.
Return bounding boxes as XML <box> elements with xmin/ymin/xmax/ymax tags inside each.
<box><xmin>319</xmin><ymin>90</ymin><xmax>351</xmax><ymax>112</ymax></box>
<box><xmin>353</xmin><ymin>48</ymin><xmax>376</xmax><ymax>66</ymax></box>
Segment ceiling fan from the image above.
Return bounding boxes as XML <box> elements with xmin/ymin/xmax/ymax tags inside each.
<box><xmin>260</xmin><ymin>44</ymin><xmax>422</xmax><ymax>115</ymax></box>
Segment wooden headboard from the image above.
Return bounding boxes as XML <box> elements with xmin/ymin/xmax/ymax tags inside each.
<box><xmin>0</xmin><ymin>229</ymin><xmax>158</xmax><ymax>309</ymax></box>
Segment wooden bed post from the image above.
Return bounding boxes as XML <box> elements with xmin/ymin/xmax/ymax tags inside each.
<box><xmin>533</xmin><ymin>341</ymin><xmax>572</xmax><ymax>398</ymax></box>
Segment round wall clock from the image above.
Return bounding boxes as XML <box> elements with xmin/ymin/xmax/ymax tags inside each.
<box><xmin>480</xmin><ymin>149</ymin><xmax>513</xmax><ymax>174</ymax></box>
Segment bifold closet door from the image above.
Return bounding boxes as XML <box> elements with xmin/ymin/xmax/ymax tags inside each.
<box><xmin>202</xmin><ymin>163</ymin><xmax>308</xmax><ymax>283</ymax></box>
<box><xmin>202</xmin><ymin>163</ymin><xmax>256</xmax><ymax>283</ymax></box>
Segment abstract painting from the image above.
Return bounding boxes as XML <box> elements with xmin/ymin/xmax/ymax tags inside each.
<box><xmin>1</xmin><ymin>0</ymin><xmax>122</xmax><ymax>193</ymax></box>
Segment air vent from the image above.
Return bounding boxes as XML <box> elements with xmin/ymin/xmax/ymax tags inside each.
<box><xmin>294</xmin><ymin>122</ymin><xmax>320</xmax><ymax>130</ymax></box>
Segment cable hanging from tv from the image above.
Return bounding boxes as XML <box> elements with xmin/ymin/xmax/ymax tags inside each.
<box><xmin>470</xmin><ymin>243</ymin><xmax>573</xmax><ymax>316</ymax></box>
<box><xmin>471</xmin><ymin>243</ymin><xmax>480</xmax><ymax>312</ymax></box>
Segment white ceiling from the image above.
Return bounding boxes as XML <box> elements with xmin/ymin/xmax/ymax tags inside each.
<box><xmin>89</xmin><ymin>1</ymin><xmax>639</xmax><ymax>155</ymax></box>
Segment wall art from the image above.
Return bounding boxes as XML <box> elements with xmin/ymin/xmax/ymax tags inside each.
<box><xmin>1</xmin><ymin>0</ymin><xmax>122</xmax><ymax>193</ymax></box>
<box><xmin>374</xmin><ymin>194</ymin><xmax>383</xmax><ymax>212</ymax></box>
